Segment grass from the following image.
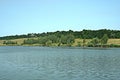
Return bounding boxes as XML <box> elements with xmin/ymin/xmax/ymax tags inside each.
<box><xmin>73</xmin><ymin>39</ymin><xmax>91</xmax><ymax>46</ymax></box>
<box><xmin>11</xmin><ymin>38</ymin><xmax>27</xmax><ymax>45</ymax></box>
<box><xmin>0</xmin><ymin>40</ymin><xmax>4</xmax><ymax>46</ymax></box>
<box><xmin>74</xmin><ymin>38</ymin><xmax>120</xmax><ymax>47</ymax></box>
<box><xmin>0</xmin><ymin>38</ymin><xmax>120</xmax><ymax>46</ymax></box>
<box><xmin>107</xmin><ymin>39</ymin><xmax>120</xmax><ymax>45</ymax></box>
<box><xmin>0</xmin><ymin>38</ymin><xmax>27</xmax><ymax>46</ymax></box>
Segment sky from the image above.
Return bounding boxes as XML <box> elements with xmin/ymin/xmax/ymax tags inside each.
<box><xmin>0</xmin><ymin>0</ymin><xmax>120</xmax><ymax>36</ymax></box>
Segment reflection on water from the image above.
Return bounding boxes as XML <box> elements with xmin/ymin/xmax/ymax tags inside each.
<box><xmin>0</xmin><ymin>46</ymin><xmax>120</xmax><ymax>80</ymax></box>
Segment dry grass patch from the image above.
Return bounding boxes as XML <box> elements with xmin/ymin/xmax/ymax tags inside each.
<box><xmin>108</xmin><ymin>39</ymin><xmax>120</xmax><ymax>45</ymax></box>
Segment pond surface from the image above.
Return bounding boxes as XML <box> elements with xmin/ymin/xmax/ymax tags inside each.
<box><xmin>0</xmin><ymin>46</ymin><xmax>120</xmax><ymax>80</ymax></box>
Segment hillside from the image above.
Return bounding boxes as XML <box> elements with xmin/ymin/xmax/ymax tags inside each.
<box><xmin>0</xmin><ymin>29</ymin><xmax>120</xmax><ymax>47</ymax></box>
<box><xmin>0</xmin><ymin>29</ymin><xmax>120</xmax><ymax>40</ymax></box>
<box><xmin>0</xmin><ymin>38</ymin><xmax>120</xmax><ymax>47</ymax></box>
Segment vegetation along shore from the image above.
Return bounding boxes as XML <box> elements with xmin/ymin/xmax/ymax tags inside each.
<box><xmin>0</xmin><ymin>29</ymin><xmax>120</xmax><ymax>47</ymax></box>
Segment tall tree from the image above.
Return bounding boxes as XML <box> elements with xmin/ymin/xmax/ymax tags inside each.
<box><xmin>83</xmin><ymin>38</ymin><xmax>86</xmax><ymax>47</ymax></box>
<box><xmin>90</xmin><ymin>37</ymin><xmax>99</xmax><ymax>47</ymax></box>
<box><xmin>101</xmin><ymin>34</ymin><xmax>108</xmax><ymax>45</ymax></box>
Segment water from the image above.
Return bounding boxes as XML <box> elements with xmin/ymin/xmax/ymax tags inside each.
<box><xmin>0</xmin><ymin>46</ymin><xmax>120</xmax><ymax>80</ymax></box>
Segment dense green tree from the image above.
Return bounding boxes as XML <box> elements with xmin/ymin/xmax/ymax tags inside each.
<box><xmin>38</xmin><ymin>37</ymin><xmax>48</xmax><ymax>45</ymax></box>
<box><xmin>46</xmin><ymin>40</ymin><xmax>52</xmax><ymax>46</ymax></box>
<box><xmin>101</xmin><ymin>34</ymin><xmax>109</xmax><ymax>45</ymax></box>
<box><xmin>0</xmin><ymin>29</ymin><xmax>120</xmax><ymax>40</ymax></box>
<box><xmin>66</xmin><ymin>34</ymin><xmax>75</xmax><ymax>44</ymax></box>
<box><xmin>48</xmin><ymin>35</ymin><xmax>58</xmax><ymax>43</ymax></box>
<box><xmin>23</xmin><ymin>39</ymin><xmax>38</xmax><ymax>44</ymax></box>
<box><xmin>83</xmin><ymin>39</ymin><xmax>86</xmax><ymax>47</ymax></box>
<box><xmin>3</xmin><ymin>41</ymin><xmax>17</xmax><ymax>45</ymax></box>
<box><xmin>60</xmin><ymin>35</ymin><xmax>67</xmax><ymax>44</ymax></box>
<box><xmin>90</xmin><ymin>37</ymin><xmax>100</xmax><ymax>47</ymax></box>
<box><xmin>60</xmin><ymin>34</ymin><xmax>75</xmax><ymax>45</ymax></box>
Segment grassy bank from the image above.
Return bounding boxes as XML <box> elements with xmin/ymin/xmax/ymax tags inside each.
<box><xmin>74</xmin><ymin>38</ymin><xmax>120</xmax><ymax>46</ymax></box>
<box><xmin>0</xmin><ymin>38</ymin><xmax>120</xmax><ymax>47</ymax></box>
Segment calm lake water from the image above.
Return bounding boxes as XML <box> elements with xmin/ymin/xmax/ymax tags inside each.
<box><xmin>0</xmin><ymin>46</ymin><xmax>120</xmax><ymax>80</ymax></box>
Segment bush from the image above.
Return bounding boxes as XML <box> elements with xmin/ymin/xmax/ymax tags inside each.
<box><xmin>109</xmin><ymin>44</ymin><xmax>120</xmax><ymax>47</ymax></box>
<box><xmin>3</xmin><ymin>41</ymin><xmax>17</xmax><ymax>45</ymax></box>
<box><xmin>23</xmin><ymin>39</ymin><xmax>38</xmax><ymax>44</ymax></box>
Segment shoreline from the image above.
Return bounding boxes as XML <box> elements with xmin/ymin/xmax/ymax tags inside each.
<box><xmin>0</xmin><ymin>44</ymin><xmax>120</xmax><ymax>48</ymax></box>
<box><xmin>0</xmin><ymin>38</ymin><xmax>120</xmax><ymax>48</ymax></box>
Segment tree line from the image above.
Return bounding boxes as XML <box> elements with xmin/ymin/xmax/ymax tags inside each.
<box><xmin>2</xmin><ymin>33</ymin><xmax>120</xmax><ymax>47</ymax></box>
<box><xmin>23</xmin><ymin>34</ymin><xmax>75</xmax><ymax>46</ymax></box>
<box><xmin>0</xmin><ymin>29</ymin><xmax>120</xmax><ymax>40</ymax></box>
<box><xmin>1</xmin><ymin>29</ymin><xmax>120</xmax><ymax>47</ymax></box>
<box><xmin>2</xmin><ymin>33</ymin><xmax>113</xmax><ymax>47</ymax></box>
<box><xmin>87</xmin><ymin>34</ymin><xmax>109</xmax><ymax>47</ymax></box>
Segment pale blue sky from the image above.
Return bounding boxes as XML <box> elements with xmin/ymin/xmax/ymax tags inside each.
<box><xmin>0</xmin><ymin>0</ymin><xmax>120</xmax><ymax>36</ymax></box>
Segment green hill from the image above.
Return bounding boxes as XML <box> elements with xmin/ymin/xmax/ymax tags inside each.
<box><xmin>0</xmin><ymin>29</ymin><xmax>120</xmax><ymax>47</ymax></box>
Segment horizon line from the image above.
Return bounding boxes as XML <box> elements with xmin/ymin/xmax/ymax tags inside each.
<box><xmin>0</xmin><ymin>28</ymin><xmax>120</xmax><ymax>37</ymax></box>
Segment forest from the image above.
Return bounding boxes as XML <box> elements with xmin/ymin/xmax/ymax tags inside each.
<box><xmin>0</xmin><ymin>29</ymin><xmax>120</xmax><ymax>40</ymax></box>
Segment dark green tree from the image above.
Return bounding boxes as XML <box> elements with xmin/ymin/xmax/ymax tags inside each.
<box><xmin>83</xmin><ymin>38</ymin><xmax>86</xmax><ymax>47</ymax></box>
<box><xmin>3</xmin><ymin>40</ymin><xmax>17</xmax><ymax>45</ymax></box>
<box><xmin>60</xmin><ymin>34</ymin><xmax>75</xmax><ymax>45</ymax></box>
<box><xmin>38</xmin><ymin>37</ymin><xmax>48</xmax><ymax>46</ymax></box>
<box><xmin>48</xmin><ymin>35</ymin><xmax>58</xmax><ymax>43</ymax></box>
<box><xmin>46</xmin><ymin>40</ymin><xmax>52</xmax><ymax>46</ymax></box>
<box><xmin>60</xmin><ymin>35</ymin><xmax>67</xmax><ymax>44</ymax></box>
<box><xmin>90</xmin><ymin>37</ymin><xmax>99</xmax><ymax>47</ymax></box>
<box><xmin>101</xmin><ymin>34</ymin><xmax>109</xmax><ymax>45</ymax></box>
<box><xmin>23</xmin><ymin>38</ymin><xmax>38</xmax><ymax>44</ymax></box>
<box><xmin>66</xmin><ymin>34</ymin><xmax>75</xmax><ymax>44</ymax></box>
